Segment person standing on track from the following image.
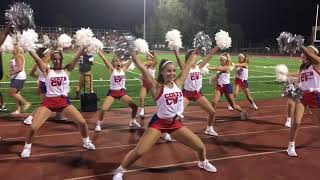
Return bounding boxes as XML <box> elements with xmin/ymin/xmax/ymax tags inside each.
<box><xmin>112</xmin><ymin>49</ymin><xmax>217</xmax><ymax>180</ymax></box>
<box><xmin>94</xmin><ymin>50</ymin><xmax>140</xmax><ymax>132</ymax></box>
<box><xmin>174</xmin><ymin>45</ymin><xmax>220</xmax><ymax>136</ymax></box>
<box><xmin>21</xmin><ymin>48</ymin><xmax>96</xmax><ymax>158</ymax></box>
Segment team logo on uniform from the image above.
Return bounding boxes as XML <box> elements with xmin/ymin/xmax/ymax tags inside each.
<box><xmin>164</xmin><ymin>92</ymin><xmax>183</xmax><ymax>105</ymax></box>
<box><xmin>190</xmin><ymin>72</ymin><xmax>201</xmax><ymax>80</ymax></box>
<box><xmin>114</xmin><ymin>75</ymin><xmax>125</xmax><ymax>83</ymax></box>
<box><xmin>51</xmin><ymin>77</ymin><xmax>67</xmax><ymax>86</ymax></box>
<box><xmin>301</xmin><ymin>71</ymin><xmax>314</xmax><ymax>82</ymax></box>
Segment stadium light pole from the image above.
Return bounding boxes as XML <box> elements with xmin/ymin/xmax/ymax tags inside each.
<box><xmin>314</xmin><ymin>4</ymin><xmax>319</xmax><ymax>42</ymax></box>
<box><xmin>143</xmin><ymin>0</ymin><xmax>146</xmax><ymax>40</ymax></box>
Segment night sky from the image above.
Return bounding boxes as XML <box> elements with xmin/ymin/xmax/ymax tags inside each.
<box><xmin>0</xmin><ymin>0</ymin><xmax>319</xmax><ymax>43</ymax></box>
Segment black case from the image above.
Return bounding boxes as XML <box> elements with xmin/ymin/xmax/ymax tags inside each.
<box><xmin>80</xmin><ymin>75</ymin><xmax>97</xmax><ymax>112</ymax></box>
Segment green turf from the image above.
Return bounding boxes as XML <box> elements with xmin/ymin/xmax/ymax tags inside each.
<box><xmin>0</xmin><ymin>52</ymin><xmax>301</xmax><ymax>113</ymax></box>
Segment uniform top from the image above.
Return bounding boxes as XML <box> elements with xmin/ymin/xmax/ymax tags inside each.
<box><xmin>78</xmin><ymin>53</ymin><xmax>93</xmax><ymax>73</ymax></box>
<box><xmin>299</xmin><ymin>65</ymin><xmax>320</xmax><ymax>92</ymax></box>
<box><xmin>35</xmin><ymin>64</ymin><xmax>50</xmax><ymax>82</ymax></box>
<box><xmin>45</xmin><ymin>69</ymin><xmax>70</xmax><ymax>97</ymax></box>
<box><xmin>9</xmin><ymin>58</ymin><xmax>26</xmax><ymax>80</ymax></box>
<box><xmin>235</xmin><ymin>67</ymin><xmax>248</xmax><ymax>80</ymax></box>
<box><xmin>156</xmin><ymin>82</ymin><xmax>184</xmax><ymax>119</ymax></box>
<box><xmin>217</xmin><ymin>71</ymin><xmax>230</xmax><ymax>85</ymax></box>
<box><xmin>110</xmin><ymin>69</ymin><xmax>126</xmax><ymax>90</ymax></box>
<box><xmin>183</xmin><ymin>65</ymin><xmax>202</xmax><ymax>91</ymax></box>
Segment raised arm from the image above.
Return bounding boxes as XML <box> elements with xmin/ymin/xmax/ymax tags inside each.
<box><xmin>174</xmin><ymin>49</ymin><xmax>185</xmax><ymax>70</ymax></box>
<box><xmin>122</xmin><ymin>58</ymin><xmax>133</xmax><ymax>71</ymax></box>
<box><xmin>29</xmin><ymin>64</ymin><xmax>38</xmax><ymax>78</ymax></box>
<box><xmin>64</xmin><ymin>47</ymin><xmax>85</xmax><ymax>71</ymax></box>
<box><xmin>174</xmin><ymin>49</ymin><xmax>198</xmax><ymax>87</ymax></box>
<box><xmin>301</xmin><ymin>46</ymin><xmax>320</xmax><ymax>64</ymax></box>
<box><xmin>198</xmin><ymin>45</ymin><xmax>220</xmax><ymax>69</ymax></box>
<box><xmin>29</xmin><ymin>51</ymin><xmax>48</xmax><ymax>73</ymax></box>
<box><xmin>98</xmin><ymin>50</ymin><xmax>113</xmax><ymax>71</ymax></box>
<box><xmin>208</xmin><ymin>65</ymin><xmax>230</xmax><ymax>72</ymax></box>
<box><xmin>132</xmin><ymin>52</ymin><xmax>159</xmax><ymax>97</ymax></box>
<box><xmin>0</xmin><ymin>24</ymin><xmax>11</xmax><ymax>46</ymax></box>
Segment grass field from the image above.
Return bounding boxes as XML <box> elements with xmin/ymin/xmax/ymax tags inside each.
<box><xmin>0</xmin><ymin>52</ymin><xmax>301</xmax><ymax>113</ymax></box>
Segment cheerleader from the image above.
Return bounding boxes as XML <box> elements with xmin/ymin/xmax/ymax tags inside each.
<box><xmin>21</xmin><ymin>48</ymin><xmax>96</xmax><ymax>158</ymax></box>
<box><xmin>8</xmin><ymin>44</ymin><xmax>31</xmax><ymax>115</ymax></box>
<box><xmin>174</xmin><ymin>46</ymin><xmax>220</xmax><ymax>136</ymax></box>
<box><xmin>138</xmin><ymin>51</ymin><xmax>157</xmax><ymax>117</ymax></box>
<box><xmin>287</xmin><ymin>45</ymin><xmax>320</xmax><ymax>157</ymax></box>
<box><xmin>94</xmin><ymin>51</ymin><xmax>140</xmax><ymax>132</ymax></box>
<box><xmin>112</xmin><ymin>49</ymin><xmax>217</xmax><ymax>180</ymax></box>
<box><xmin>208</xmin><ymin>53</ymin><xmax>246</xmax><ymax>120</ymax></box>
<box><xmin>227</xmin><ymin>53</ymin><xmax>258</xmax><ymax>110</ymax></box>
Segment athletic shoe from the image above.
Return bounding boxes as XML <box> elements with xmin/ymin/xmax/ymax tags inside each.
<box><xmin>83</xmin><ymin>140</ymin><xmax>96</xmax><ymax>150</ymax></box>
<box><xmin>198</xmin><ymin>159</ymin><xmax>217</xmax><ymax>172</ymax></box>
<box><xmin>285</xmin><ymin>119</ymin><xmax>291</xmax><ymax>128</ymax></box>
<box><xmin>23</xmin><ymin>116</ymin><xmax>33</xmax><ymax>125</ymax></box>
<box><xmin>129</xmin><ymin>119</ymin><xmax>141</xmax><ymax>128</ymax></box>
<box><xmin>251</xmin><ymin>103</ymin><xmax>259</xmax><ymax>110</ymax></box>
<box><xmin>95</xmin><ymin>124</ymin><xmax>102</xmax><ymax>132</ymax></box>
<box><xmin>227</xmin><ymin>105</ymin><xmax>234</xmax><ymax>111</ymax></box>
<box><xmin>113</xmin><ymin>169</ymin><xmax>124</xmax><ymax>180</ymax></box>
<box><xmin>287</xmin><ymin>144</ymin><xmax>297</xmax><ymax>157</ymax></box>
<box><xmin>205</xmin><ymin>126</ymin><xmax>218</xmax><ymax>136</ymax></box>
<box><xmin>0</xmin><ymin>105</ymin><xmax>7</xmax><ymax>112</ymax></box>
<box><xmin>11</xmin><ymin>110</ymin><xmax>21</xmax><ymax>115</ymax></box>
<box><xmin>139</xmin><ymin>109</ymin><xmax>145</xmax><ymax>117</ymax></box>
<box><xmin>21</xmin><ymin>144</ymin><xmax>32</xmax><ymax>158</ymax></box>
<box><xmin>163</xmin><ymin>133</ymin><xmax>172</xmax><ymax>142</ymax></box>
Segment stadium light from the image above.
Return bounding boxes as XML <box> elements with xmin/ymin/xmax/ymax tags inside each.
<box><xmin>143</xmin><ymin>0</ymin><xmax>146</xmax><ymax>40</ymax></box>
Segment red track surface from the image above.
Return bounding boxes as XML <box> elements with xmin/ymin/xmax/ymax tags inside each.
<box><xmin>0</xmin><ymin>99</ymin><xmax>319</xmax><ymax>180</ymax></box>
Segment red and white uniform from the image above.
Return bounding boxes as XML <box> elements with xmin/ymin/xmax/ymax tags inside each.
<box><xmin>41</xmin><ymin>69</ymin><xmax>70</xmax><ymax>111</ymax></box>
<box><xmin>149</xmin><ymin>82</ymin><xmax>184</xmax><ymax>133</ymax></box>
<box><xmin>183</xmin><ymin>65</ymin><xmax>203</xmax><ymax>101</ymax></box>
<box><xmin>141</xmin><ymin>67</ymin><xmax>156</xmax><ymax>90</ymax></box>
<box><xmin>108</xmin><ymin>69</ymin><xmax>126</xmax><ymax>99</ymax></box>
<box><xmin>235</xmin><ymin>67</ymin><xmax>249</xmax><ymax>89</ymax></box>
<box><xmin>36</xmin><ymin>66</ymin><xmax>47</xmax><ymax>94</ymax></box>
<box><xmin>299</xmin><ymin>65</ymin><xmax>320</xmax><ymax>108</ymax></box>
<box><xmin>216</xmin><ymin>71</ymin><xmax>233</xmax><ymax>94</ymax></box>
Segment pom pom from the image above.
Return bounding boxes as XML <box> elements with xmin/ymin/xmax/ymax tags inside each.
<box><xmin>215</xmin><ymin>30</ymin><xmax>232</xmax><ymax>50</ymax></box>
<box><xmin>209</xmin><ymin>73</ymin><xmax>218</xmax><ymax>86</ymax></box>
<box><xmin>281</xmin><ymin>82</ymin><xmax>303</xmax><ymax>102</ymax></box>
<box><xmin>57</xmin><ymin>34</ymin><xmax>72</xmax><ymax>48</ymax></box>
<box><xmin>42</xmin><ymin>34</ymin><xmax>51</xmax><ymax>47</ymax></box>
<box><xmin>193</xmin><ymin>31</ymin><xmax>212</xmax><ymax>57</ymax></box>
<box><xmin>74</xmin><ymin>28</ymin><xmax>94</xmax><ymax>47</ymax></box>
<box><xmin>134</xmin><ymin>38</ymin><xmax>149</xmax><ymax>54</ymax></box>
<box><xmin>5</xmin><ymin>2</ymin><xmax>35</xmax><ymax>32</ymax></box>
<box><xmin>165</xmin><ymin>29</ymin><xmax>183</xmax><ymax>50</ymax></box>
<box><xmin>114</xmin><ymin>36</ymin><xmax>136</xmax><ymax>60</ymax></box>
<box><xmin>275</xmin><ymin>64</ymin><xmax>288</xmax><ymax>82</ymax></box>
<box><xmin>1</xmin><ymin>35</ymin><xmax>14</xmax><ymax>52</ymax></box>
<box><xmin>277</xmin><ymin>32</ymin><xmax>292</xmax><ymax>53</ymax></box>
<box><xmin>287</xmin><ymin>34</ymin><xmax>304</xmax><ymax>54</ymax></box>
<box><xmin>123</xmin><ymin>60</ymin><xmax>135</xmax><ymax>71</ymax></box>
<box><xmin>17</xmin><ymin>29</ymin><xmax>39</xmax><ymax>52</ymax></box>
<box><xmin>87</xmin><ymin>37</ymin><xmax>104</xmax><ymax>53</ymax></box>
<box><xmin>197</xmin><ymin>60</ymin><xmax>209</xmax><ymax>75</ymax></box>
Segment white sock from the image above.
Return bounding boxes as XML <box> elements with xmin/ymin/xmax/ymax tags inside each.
<box><xmin>116</xmin><ymin>165</ymin><xmax>126</xmax><ymax>173</ymax></box>
<box><xmin>289</xmin><ymin>141</ymin><xmax>295</xmax><ymax>146</ymax></box>
<box><xmin>97</xmin><ymin>120</ymin><xmax>103</xmax><ymax>125</ymax></box>
<box><xmin>131</xmin><ymin>118</ymin><xmax>136</xmax><ymax>122</ymax></box>
<box><xmin>207</xmin><ymin>126</ymin><xmax>212</xmax><ymax>129</ymax></box>
<box><xmin>83</xmin><ymin>137</ymin><xmax>90</xmax><ymax>143</ymax></box>
<box><xmin>24</xmin><ymin>143</ymin><xmax>32</xmax><ymax>148</ymax></box>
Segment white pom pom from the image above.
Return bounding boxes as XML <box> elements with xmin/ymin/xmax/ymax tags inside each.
<box><xmin>215</xmin><ymin>30</ymin><xmax>232</xmax><ymax>50</ymax></box>
<box><xmin>1</xmin><ymin>35</ymin><xmax>14</xmax><ymax>52</ymax></box>
<box><xmin>134</xmin><ymin>38</ymin><xmax>149</xmax><ymax>54</ymax></box>
<box><xmin>18</xmin><ymin>29</ymin><xmax>38</xmax><ymax>52</ymax></box>
<box><xmin>275</xmin><ymin>64</ymin><xmax>288</xmax><ymax>82</ymax></box>
<box><xmin>42</xmin><ymin>34</ymin><xmax>50</xmax><ymax>47</ymax></box>
<box><xmin>87</xmin><ymin>37</ymin><xmax>103</xmax><ymax>53</ymax></box>
<box><xmin>74</xmin><ymin>28</ymin><xmax>94</xmax><ymax>47</ymax></box>
<box><xmin>197</xmin><ymin>60</ymin><xmax>209</xmax><ymax>75</ymax></box>
<box><xmin>58</xmin><ymin>34</ymin><xmax>72</xmax><ymax>48</ymax></box>
<box><xmin>165</xmin><ymin>29</ymin><xmax>183</xmax><ymax>50</ymax></box>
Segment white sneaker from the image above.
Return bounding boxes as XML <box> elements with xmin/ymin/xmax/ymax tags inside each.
<box><xmin>287</xmin><ymin>144</ymin><xmax>297</xmax><ymax>157</ymax></box>
<box><xmin>227</xmin><ymin>105</ymin><xmax>234</xmax><ymax>111</ymax></box>
<box><xmin>198</xmin><ymin>159</ymin><xmax>217</xmax><ymax>172</ymax></box>
<box><xmin>11</xmin><ymin>110</ymin><xmax>21</xmax><ymax>115</ymax></box>
<box><xmin>205</xmin><ymin>126</ymin><xmax>218</xmax><ymax>136</ymax></box>
<box><xmin>129</xmin><ymin>119</ymin><xmax>141</xmax><ymax>128</ymax></box>
<box><xmin>251</xmin><ymin>103</ymin><xmax>259</xmax><ymax>110</ymax></box>
<box><xmin>83</xmin><ymin>140</ymin><xmax>96</xmax><ymax>150</ymax></box>
<box><xmin>163</xmin><ymin>133</ymin><xmax>172</xmax><ymax>142</ymax></box>
<box><xmin>95</xmin><ymin>124</ymin><xmax>102</xmax><ymax>132</ymax></box>
<box><xmin>285</xmin><ymin>119</ymin><xmax>291</xmax><ymax>128</ymax></box>
<box><xmin>139</xmin><ymin>108</ymin><xmax>145</xmax><ymax>117</ymax></box>
<box><xmin>23</xmin><ymin>116</ymin><xmax>33</xmax><ymax>125</ymax></box>
<box><xmin>21</xmin><ymin>144</ymin><xmax>32</xmax><ymax>158</ymax></box>
<box><xmin>113</xmin><ymin>170</ymin><xmax>124</xmax><ymax>180</ymax></box>
<box><xmin>240</xmin><ymin>111</ymin><xmax>247</xmax><ymax>120</ymax></box>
